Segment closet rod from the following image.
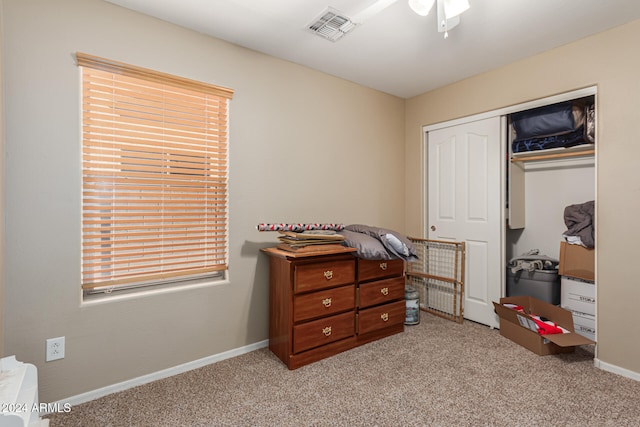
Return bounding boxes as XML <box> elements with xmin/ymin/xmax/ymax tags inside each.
<box><xmin>511</xmin><ymin>149</ymin><xmax>595</xmax><ymax>163</ymax></box>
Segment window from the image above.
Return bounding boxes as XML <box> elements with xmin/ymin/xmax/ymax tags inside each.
<box><xmin>77</xmin><ymin>53</ymin><xmax>233</xmax><ymax>296</ymax></box>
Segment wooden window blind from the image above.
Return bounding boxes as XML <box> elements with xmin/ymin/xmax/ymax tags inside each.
<box><xmin>77</xmin><ymin>53</ymin><xmax>233</xmax><ymax>292</ymax></box>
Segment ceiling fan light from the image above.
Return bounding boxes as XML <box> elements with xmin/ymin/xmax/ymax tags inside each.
<box><xmin>443</xmin><ymin>0</ymin><xmax>470</xmax><ymax>19</ymax></box>
<box><xmin>408</xmin><ymin>0</ymin><xmax>436</xmax><ymax>16</ymax></box>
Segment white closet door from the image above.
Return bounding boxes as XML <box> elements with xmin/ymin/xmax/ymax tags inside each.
<box><xmin>427</xmin><ymin>117</ymin><xmax>502</xmax><ymax>328</ymax></box>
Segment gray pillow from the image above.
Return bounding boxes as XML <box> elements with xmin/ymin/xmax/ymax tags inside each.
<box><xmin>345</xmin><ymin>224</ymin><xmax>419</xmax><ymax>261</ymax></box>
<box><xmin>338</xmin><ymin>230</ymin><xmax>392</xmax><ymax>260</ymax></box>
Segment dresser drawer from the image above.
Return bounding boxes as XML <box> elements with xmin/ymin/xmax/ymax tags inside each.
<box><xmin>293</xmin><ymin>284</ymin><xmax>355</xmax><ymax>322</ymax></box>
<box><xmin>358</xmin><ymin>300</ymin><xmax>405</xmax><ymax>335</ymax></box>
<box><xmin>358</xmin><ymin>258</ymin><xmax>404</xmax><ymax>283</ymax></box>
<box><xmin>294</xmin><ymin>259</ymin><xmax>355</xmax><ymax>293</ymax></box>
<box><xmin>359</xmin><ymin>276</ymin><xmax>405</xmax><ymax>309</ymax></box>
<box><xmin>293</xmin><ymin>311</ymin><xmax>355</xmax><ymax>354</ymax></box>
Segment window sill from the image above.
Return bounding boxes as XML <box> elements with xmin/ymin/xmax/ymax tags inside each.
<box><xmin>81</xmin><ymin>275</ymin><xmax>229</xmax><ymax>306</ymax></box>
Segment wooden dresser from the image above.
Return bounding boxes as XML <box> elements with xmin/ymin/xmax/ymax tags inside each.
<box><xmin>262</xmin><ymin>246</ymin><xmax>405</xmax><ymax>369</ymax></box>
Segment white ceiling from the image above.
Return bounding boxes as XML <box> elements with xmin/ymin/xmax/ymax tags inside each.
<box><xmin>103</xmin><ymin>0</ymin><xmax>640</xmax><ymax>99</ymax></box>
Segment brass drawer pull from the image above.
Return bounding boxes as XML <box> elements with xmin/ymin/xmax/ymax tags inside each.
<box><xmin>322</xmin><ymin>298</ymin><xmax>332</xmax><ymax>308</ymax></box>
<box><xmin>322</xmin><ymin>326</ymin><xmax>332</xmax><ymax>336</ymax></box>
<box><xmin>380</xmin><ymin>287</ymin><xmax>389</xmax><ymax>296</ymax></box>
<box><xmin>380</xmin><ymin>313</ymin><xmax>389</xmax><ymax>322</ymax></box>
<box><xmin>379</xmin><ymin>262</ymin><xmax>387</xmax><ymax>270</ymax></box>
<box><xmin>324</xmin><ymin>270</ymin><xmax>333</xmax><ymax>280</ymax></box>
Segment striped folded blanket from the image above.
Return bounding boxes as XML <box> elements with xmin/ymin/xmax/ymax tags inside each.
<box><xmin>257</xmin><ymin>223</ymin><xmax>345</xmax><ymax>232</ymax></box>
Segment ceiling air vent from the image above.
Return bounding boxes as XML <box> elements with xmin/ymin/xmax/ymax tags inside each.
<box><xmin>307</xmin><ymin>8</ymin><xmax>357</xmax><ymax>42</ymax></box>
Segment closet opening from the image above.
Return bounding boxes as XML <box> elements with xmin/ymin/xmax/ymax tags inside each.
<box><xmin>505</xmin><ymin>93</ymin><xmax>596</xmax><ymax>342</ymax></box>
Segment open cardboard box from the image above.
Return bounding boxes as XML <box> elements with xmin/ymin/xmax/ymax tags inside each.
<box><xmin>493</xmin><ymin>296</ymin><xmax>595</xmax><ymax>355</ymax></box>
<box><xmin>559</xmin><ymin>241</ymin><xmax>594</xmax><ymax>282</ymax></box>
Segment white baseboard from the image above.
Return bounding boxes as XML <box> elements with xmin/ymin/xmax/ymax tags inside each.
<box><xmin>594</xmin><ymin>357</ymin><xmax>640</xmax><ymax>382</ymax></box>
<box><xmin>48</xmin><ymin>339</ymin><xmax>269</xmax><ymax>413</ymax></box>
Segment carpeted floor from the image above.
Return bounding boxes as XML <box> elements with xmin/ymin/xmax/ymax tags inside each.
<box><xmin>47</xmin><ymin>313</ymin><xmax>640</xmax><ymax>426</ymax></box>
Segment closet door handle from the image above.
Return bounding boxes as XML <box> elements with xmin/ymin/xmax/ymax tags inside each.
<box><xmin>430</xmin><ymin>225</ymin><xmax>436</xmax><ymax>231</ymax></box>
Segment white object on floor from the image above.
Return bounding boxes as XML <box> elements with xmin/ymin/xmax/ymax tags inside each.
<box><xmin>0</xmin><ymin>355</ymin><xmax>49</xmax><ymax>427</ymax></box>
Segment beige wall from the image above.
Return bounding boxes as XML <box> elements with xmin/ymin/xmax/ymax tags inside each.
<box><xmin>0</xmin><ymin>0</ymin><xmax>4</xmax><ymax>359</ymax></box>
<box><xmin>405</xmin><ymin>20</ymin><xmax>640</xmax><ymax>375</ymax></box>
<box><xmin>0</xmin><ymin>0</ymin><xmax>405</xmax><ymax>402</ymax></box>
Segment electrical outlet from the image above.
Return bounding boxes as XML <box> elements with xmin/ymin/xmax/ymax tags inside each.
<box><xmin>46</xmin><ymin>336</ymin><xmax>65</xmax><ymax>362</ymax></box>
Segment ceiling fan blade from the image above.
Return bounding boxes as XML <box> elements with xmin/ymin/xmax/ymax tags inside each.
<box><xmin>352</xmin><ymin>0</ymin><xmax>400</xmax><ymax>23</ymax></box>
<box><xmin>443</xmin><ymin>0</ymin><xmax>470</xmax><ymax>19</ymax></box>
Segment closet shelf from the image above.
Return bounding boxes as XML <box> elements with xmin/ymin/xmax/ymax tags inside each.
<box><xmin>511</xmin><ymin>149</ymin><xmax>595</xmax><ymax>163</ymax></box>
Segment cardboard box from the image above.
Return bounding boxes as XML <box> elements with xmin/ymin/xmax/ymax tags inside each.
<box><xmin>561</xmin><ymin>276</ymin><xmax>595</xmax><ymax>316</ymax></box>
<box><xmin>559</xmin><ymin>241</ymin><xmax>594</xmax><ymax>281</ymax></box>
<box><xmin>565</xmin><ymin>308</ymin><xmax>596</xmax><ymax>342</ymax></box>
<box><xmin>493</xmin><ymin>296</ymin><xmax>595</xmax><ymax>355</ymax></box>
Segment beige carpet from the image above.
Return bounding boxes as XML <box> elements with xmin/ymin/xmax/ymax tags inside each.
<box><xmin>47</xmin><ymin>313</ymin><xmax>640</xmax><ymax>426</ymax></box>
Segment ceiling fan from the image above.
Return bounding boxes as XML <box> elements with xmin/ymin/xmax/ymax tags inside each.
<box><xmin>408</xmin><ymin>0</ymin><xmax>471</xmax><ymax>38</ymax></box>
<box><xmin>356</xmin><ymin>0</ymin><xmax>470</xmax><ymax>33</ymax></box>
<box><xmin>307</xmin><ymin>0</ymin><xmax>470</xmax><ymax>42</ymax></box>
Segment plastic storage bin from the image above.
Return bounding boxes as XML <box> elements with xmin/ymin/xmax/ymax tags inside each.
<box><xmin>506</xmin><ymin>267</ymin><xmax>560</xmax><ymax>305</ymax></box>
